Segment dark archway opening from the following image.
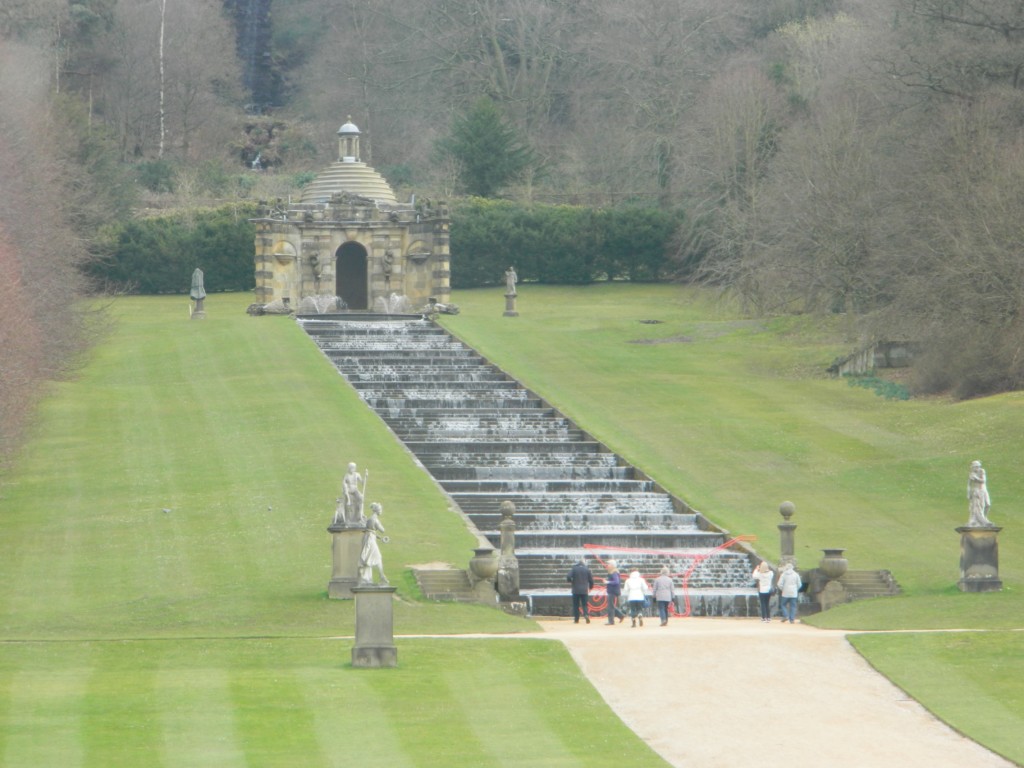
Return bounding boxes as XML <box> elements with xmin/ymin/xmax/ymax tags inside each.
<box><xmin>336</xmin><ymin>242</ymin><xmax>368</xmax><ymax>309</ymax></box>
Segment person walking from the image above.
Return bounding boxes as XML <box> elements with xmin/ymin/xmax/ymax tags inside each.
<box><xmin>604</xmin><ymin>560</ymin><xmax>625</xmax><ymax>625</ymax></box>
<box><xmin>567</xmin><ymin>558</ymin><xmax>594</xmax><ymax>624</ymax></box>
<box><xmin>623</xmin><ymin>569</ymin><xmax>650</xmax><ymax>627</ymax></box>
<box><xmin>777</xmin><ymin>562</ymin><xmax>802</xmax><ymax>624</ymax></box>
<box><xmin>752</xmin><ymin>561</ymin><xmax>775</xmax><ymax>623</ymax></box>
<box><xmin>652</xmin><ymin>565</ymin><xmax>675</xmax><ymax>626</ymax></box>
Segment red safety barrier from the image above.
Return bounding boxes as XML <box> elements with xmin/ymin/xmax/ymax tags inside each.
<box><xmin>583</xmin><ymin>536</ymin><xmax>755</xmax><ymax>617</ymax></box>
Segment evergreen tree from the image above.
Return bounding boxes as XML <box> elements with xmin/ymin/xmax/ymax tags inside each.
<box><xmin>437</xmin><ymin>98</ymin><xmax>536</xmax><ymax>198</ymax></box>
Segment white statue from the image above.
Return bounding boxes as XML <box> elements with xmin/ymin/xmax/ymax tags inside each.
<box><xmin>505</xmin><ymin>266</ymin><xmax>517</xmax><ymax>295</ymax></box>
<box><xmin>341</xmin><ymin>462</ymin><xmax>367</xmax><ymax>524</ymax></box>
<box><xmin>358</xmin><ymin>502</ymin><xmax>389</xmax><ymax>584</ymax></box>
<box><xmin>967</xmin><ymin>460</ymin><xmax>993</xmax><ymax>527</ymax></box>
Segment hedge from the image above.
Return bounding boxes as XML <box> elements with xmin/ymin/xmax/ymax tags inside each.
<box><xmin>87</xmin><ymin>204</ymin><xmax>260</xmax><ymax>294</ymax></box>
<box><xmin>86</xmin><ymin>199</ymin><xmax>683</xmax><ymax>295</ymax></box>
<box><xmin>449</xmin><ymin>198</ymin><xmax>682</xmax><ymax>288</ymax></box>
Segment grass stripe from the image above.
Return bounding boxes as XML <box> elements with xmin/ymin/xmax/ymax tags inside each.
<box><xmin>850</xmin><ymin>632</ymin><xmax>1024</xmax><ymax>764</ymax></box>
<box><xmin>157</xmin><ymin>667</ymin><xmax>247</xmax><ymax>768</ymax></box>
<box><xmin>0</xmin><ymin>655</ymin><xmax>90</xmax><ymax>767</ymax></box>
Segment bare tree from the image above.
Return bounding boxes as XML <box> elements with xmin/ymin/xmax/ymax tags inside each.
<box><xmin>0</xmin><ymin>43</ymin><xmax>95</xmax><ymax>462</ymax></box>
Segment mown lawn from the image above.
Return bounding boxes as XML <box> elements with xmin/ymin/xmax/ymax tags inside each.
<box><xmin>1</xmin><ymin>285</ymin><xmax>1022</xmax><ymax>765</ymax></box>
<box><xmin>441</xmin><ymin>284</ymin><xmax>1024</xmax><ymax>765</ymax></box>
<box><xmin>0</xmin><ymin>292</ymin><xmax>668</xmax><ymax>767</ymax></box>
<box><xmin>0</xmin><ymin>637</ymin><xmax>651</xmax><ymax>767</ymax></box>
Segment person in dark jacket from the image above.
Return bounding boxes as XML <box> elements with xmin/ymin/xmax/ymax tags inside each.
<box><xmin>604</xmin><ymin>559</ymin><xmax>624</xmax><ymax>624</ymax></box>
<box><xmin>567</xmin><ymin>558</ymin><xmax>595</xmax><ymax>623</ymax></box>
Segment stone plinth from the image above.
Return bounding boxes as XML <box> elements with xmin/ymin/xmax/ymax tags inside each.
<box><xmin>351</xmin><ymin>584</ymin><xmax>397</xmax><ymax>668</ymax></box>
<box><xmin>191</xmin><ymin>298</ymin><xmax>206</xmax><ymax>319</ymax></box>
<box><xmin>503</xmin><ymin>293</ymin><xmax>518</xmax><ymax>317</ymax></box>
<box><xmin>956</xmin><ymin>526</ymin><xmax>1003</xmax><ymax>593</ymax></box>
<box><xmin>327</xmin><ymin>523</ymin><xmax>365</xmax><ymax>599</ymax></box>
<box><xmin>818</xmin><ymin>579</ymin><xmax>847</xmax><ymax>611</ymax></box>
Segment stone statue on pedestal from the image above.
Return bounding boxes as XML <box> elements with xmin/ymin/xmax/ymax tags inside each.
<box><xmin>340</xmin><ymin>462</ymin><xmax>367</xmax><ymax>524</ymax></box>
<box><xmin>190</xmin><ymin>268</ymin><xmax>206</xmax><ymax>318</ymax></box>
<box><xmin>967</xmin><ymin>460</ymin><xmax>993</xmax><ymax>527</ymax></box>
<box><xmin>358</xmin><ymin>502</ymin><xmax>389</xmax><ymax>585</ymax></box>
<box><xmin>505</xmin><ymin>266</ymin><xmax>517</xmax><ymax>295</ymax></box>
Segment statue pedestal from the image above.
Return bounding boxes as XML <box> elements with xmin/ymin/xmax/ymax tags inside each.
<box><xmin>503</xmin><ymin>293</ymin><xmax>518</xmax><ymax>317</ymax></box>
<box><xmin>956</xmin><ymin>526</ymin><xmax>1003</xmax><ymax>592</ymax></box>
<box><xmin>327</xmin><ymin>523</ymin><xmax>365</xmax><ymax>599</ymax></box>
<box><xmin>191</xmin><ymin>298</ymin><xmax>206</xmax><ymax>319</ymax></box>
<box><xmin>351</xmin><ymin>584</ymin><xmax>397</xmax><ymax>668</ymax></box>
<box><xmin>818</xmin><ymin>580</ymin><xmax>847</xmax><ymax>611</ymax></box>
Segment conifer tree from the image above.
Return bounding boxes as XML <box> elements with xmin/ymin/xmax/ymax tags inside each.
<box><xmin>437</xmin><ymin>98</ymin><xmax>536</xmax><ymax>198</ymax></box>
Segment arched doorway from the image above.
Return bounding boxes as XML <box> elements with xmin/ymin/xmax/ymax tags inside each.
<box><xmin>336</xmin><ymin>242</ymin><xmax>368</xmax><ymax>309</ymax></box>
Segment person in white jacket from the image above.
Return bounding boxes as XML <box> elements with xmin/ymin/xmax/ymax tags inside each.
<box><xmin>777</xmin><ymin>563</ymin><xmax>802</xmax><ymax>624</ymax></box>
<box><xmin>623</xmin><ymin>570</ymin><xmax>650</xmax><ymax>627</ymax></box>
<box><xmin>752</xmin><ymin>561</ymin><xmax>775</xmax><ymax>623</ymax></box>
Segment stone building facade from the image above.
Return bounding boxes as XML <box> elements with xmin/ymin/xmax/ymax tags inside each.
<box><xmin>253</xmin><ymin>118</ymin><xmax>451</xmax><ymax>310</ymax></box>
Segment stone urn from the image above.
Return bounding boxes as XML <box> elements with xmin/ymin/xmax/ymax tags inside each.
<box><xmin>819</xmin><ymin>548</ymin><xmax>849</xmax><ymax>580</ymax></box>
<box><xmin>469</xmin><ymin>547</ymin><xmax>499</xmax><ymax>584</ymax></box>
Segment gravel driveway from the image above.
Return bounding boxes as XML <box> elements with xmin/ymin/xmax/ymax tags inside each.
<box><xmin>535</xmin><ymin>617</ymin><xmax>1017</xmax><ymax>768</ymax></box>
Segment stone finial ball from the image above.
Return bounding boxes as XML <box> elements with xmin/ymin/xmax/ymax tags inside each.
<box><xmin>779</xmin><ymin>501</ymin><xmax>796</xmax><ymax>520</ymax></box>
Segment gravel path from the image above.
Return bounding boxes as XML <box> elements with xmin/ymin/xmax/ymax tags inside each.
<box><xmin>534</xmin><ymin>617</ymin><xmax>1017</xmax><ymax>768</ymax></box>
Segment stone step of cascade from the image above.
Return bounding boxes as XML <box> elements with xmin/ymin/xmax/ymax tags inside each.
<box><xmin>376</xmin><ymin>408</ymin><xmax>564</xmax><ymax>423</ymax></box>
<box><xmin>381</xmin><ymin>413</ymin><xmax>574</xmax><ymax>428</ymax></box>
<box><xmin>342</xmin><ymin>355</ymin><xmax>501</xmax><ymax>367</ymax></box>
<box><xmin>526</xmin><ymin>589</ymin><xmax>760</xmax><ymax>619</ymax></box>
<box><xmin>345</xmin><ymin>371</ymin><xmax>512</xmax><ymax>384</ymax></box>
<box><xmin>489</xmin><ymin>530</ymin><xmax>728</xmax><ymax>550</ymax></box>
<box><xmin>350</xmin><ymin>381</ymin><xmax>524</xmax><ymax>394</ymax></box>
<box><xmin>407</xmin><ymin>441</ymin><xmax>606</xmax><ymax>456</ymax></box>
<box><xmin>428</xmin><ymin>466</ymin><xmax>635</xmax><ymax>481</ymax></box>
<box><xmin>514</xmin><ymin>551</ymin><xmax>756</xmax><ymax>591</ymax></box>
<box><xmin>361</xmin><ymin>396</ymin><xmax>546</xmax><ymax>410</ymax></box>
<box><xmin>417</xmin><ymin>450</ymin><xmax>622</xmax><ymax>469</ymax></box>
<box><xmin>327</xmin><ymin>351</ymin><xmax>482</xmax><ymax>365</ymax></box>
<box><xmin>390</xmin><ymin>428</ymin><xmax>585</xmax><ymax>442</ymax></box>
<box><xmin>449</xmin><ymin>492</ymin><xmax>679</xmax><ymax>516</ymax></box>
<box><xmin>382</xmin><ymin>416</ymin><xmax>583</xmax><ymax>441</ymax></box>
<box><xmin>298</xmin><ymin>314</ymin><xmax>761</xmax><ymax>617</ymax></box>
<box><xmin>439</xmin><ymin>479</ymin><xmax>656</xmax><ymax>494</ymax></box>
<box><xmin>468</xmin><ymin>511</ymin><xmax>698</xmax><ymax>531</ymax></box>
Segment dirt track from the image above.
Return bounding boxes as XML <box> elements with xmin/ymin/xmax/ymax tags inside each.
<box><xmin>534</xmin><ymin>617</ymin><xmax>1017</xmax><ymax>768</ymax></box>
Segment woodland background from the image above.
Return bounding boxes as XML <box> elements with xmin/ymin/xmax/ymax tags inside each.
<box><xmin>4</xmin><ymin>0</ymin><xmax>1024</xmax><ymax>461</ymax></box>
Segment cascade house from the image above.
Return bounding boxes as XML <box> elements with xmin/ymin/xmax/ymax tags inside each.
<box><xmin>252</xmin><ymin>117</ymin><xmax>451</xmax><ymax>311</ymax></box>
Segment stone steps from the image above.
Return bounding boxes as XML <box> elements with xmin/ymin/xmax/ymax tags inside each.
<box><xmin>450</xmin><ymin>492</ymin><xmax>679</xmax><ymax>515</ymax></box>
<box><xmin>299</xmin><ymin>314</ymin><xmax>759</xmax><ymax>616</ymax></box>
<box><xmin>839</xmin><ymin>570</ymin><xmax>900</xmax><ymax>598</ymax></box>
<box><xmin>412</xmin><ymin>568</ymin><xmax>477</xmax><ymax>602</ymax></box>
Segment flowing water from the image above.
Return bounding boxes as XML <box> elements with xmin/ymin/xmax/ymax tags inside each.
<box><xmin>300</xmin><ymin>315</ymin><xmax>759</xmax><ymax>616</ymax></box>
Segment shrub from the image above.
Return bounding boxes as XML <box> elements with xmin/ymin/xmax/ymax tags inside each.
<box><xmin>449</xmin><ymin>199</ymin><xmax>681</xmax><ymax>288</ymax></box>
<box><xmin>87</xmin><ymin>204</ymin><xmax>259</xmax><ymax>294</ymax></box>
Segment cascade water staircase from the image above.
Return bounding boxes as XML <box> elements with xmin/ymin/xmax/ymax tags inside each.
<box><xmin>299</xmin><ymin>313</ymin><xmax>761</xmax><ymax>617</ymax></box>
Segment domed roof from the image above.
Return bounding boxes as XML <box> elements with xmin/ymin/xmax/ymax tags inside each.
<box><xmin>299</xmin><ymin>161</ymin><xmax>398</xmax><ymax>204</ymax></box>
<box><xmin>299</xmin><ymin>116</ymin><xmax>398</xmax><ymax>205</ymax></box>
